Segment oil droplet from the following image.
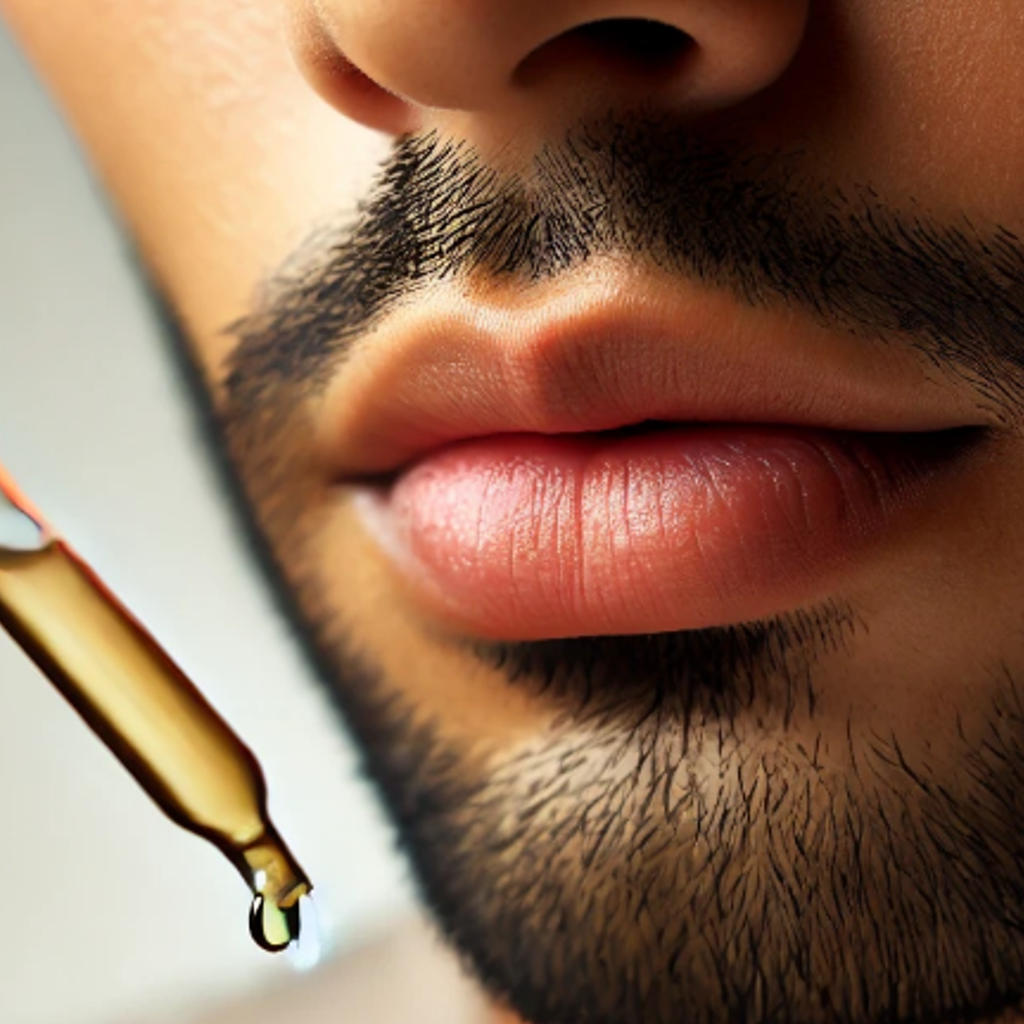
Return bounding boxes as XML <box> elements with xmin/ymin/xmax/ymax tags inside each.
<box><xmin>249</xmin><ymin>893</ymin><xmax>301</xmax><ymax>953</ymax></box>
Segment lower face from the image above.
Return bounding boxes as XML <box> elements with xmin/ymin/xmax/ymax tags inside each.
<box><xmin>224</xmin><ymin>387</ymin><xmax>1024</xmax><ymax>1024</ymax></box>
<box><xmin>23</xmin><ymin>2</ymin><xmax>1024</xmax><ymax>1021</ymax></box>
<box><xmin>212</xmin><ymin>118</ymin><xmax>1024</xmax><ymax>1024</ymax></box>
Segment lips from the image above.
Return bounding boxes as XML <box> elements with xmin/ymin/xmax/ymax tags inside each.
<box><xmin>321</xmin><ymin>272</ymin><xmax>989</xmax><ymax>639</ymax></box>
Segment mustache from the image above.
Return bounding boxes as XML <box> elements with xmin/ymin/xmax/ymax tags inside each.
<box><xmin>229</xmin><ymin>110</ymin><xmax>1024</xmax><ymax>427</ymax></box>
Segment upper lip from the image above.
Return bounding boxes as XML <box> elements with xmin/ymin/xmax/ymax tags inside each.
<box><xmin>318</xmin><ymin>269</ymin><xmax>990</xmax><ymax>480</ymax></box>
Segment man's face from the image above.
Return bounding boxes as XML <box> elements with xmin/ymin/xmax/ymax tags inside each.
<box><xmin>9</xmin><ymin>2</ymin><xmax>1024</xmax><ymax>1022</ymax></box>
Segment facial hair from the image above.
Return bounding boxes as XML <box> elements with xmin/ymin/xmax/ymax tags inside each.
<box><xmin>200</xmin><ymin>111</ymin><xmax>1024</xmax><ymax>1024</ymax></box>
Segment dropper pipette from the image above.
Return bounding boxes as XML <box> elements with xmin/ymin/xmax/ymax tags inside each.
<box><xmin>0</xmin><ymin>462</ymin><xmax>311</xmax><ymax>952</ymax></box>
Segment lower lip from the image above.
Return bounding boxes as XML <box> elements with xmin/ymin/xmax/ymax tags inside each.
<box><xmin>351</xmin><ymin>425</ymin><xmax>978</xmax><ymax>639</ymax></box>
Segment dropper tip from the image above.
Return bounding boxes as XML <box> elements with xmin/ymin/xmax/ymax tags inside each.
<box><xmin>237</xmin><ymin>824</ymin><xmax>313</xmax><ymax>954</ymax></box>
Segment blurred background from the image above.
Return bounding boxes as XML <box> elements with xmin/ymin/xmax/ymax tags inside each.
<box><xmin>0</xmin><ymin>16</ymin><xmax>420</xmax><ymax>1023</ymax></box>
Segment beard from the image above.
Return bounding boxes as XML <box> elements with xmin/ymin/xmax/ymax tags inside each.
<box><xmin>192</xmin><ymin>115</ymin><xmax>1024</xmax><ymax>1024</ymax></box>
<box><xmin>212</xmin><ymin>444</ymin><xmax>1024</xmax><ymax>1024</ymax></box>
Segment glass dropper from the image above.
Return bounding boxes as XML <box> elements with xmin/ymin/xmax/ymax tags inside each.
<box><xmin>0</xmin><ymin>462</ymin><xmax>311</xmax><ymax>952</ymax></box>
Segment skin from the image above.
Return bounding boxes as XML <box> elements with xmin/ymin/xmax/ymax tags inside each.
<box><xmin>9</xmin><ymin>2</ymin><xmax>1024</xmax><ymax>1022</ymax></box>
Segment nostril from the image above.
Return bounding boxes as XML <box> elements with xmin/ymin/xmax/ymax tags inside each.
<box><xmin>515</xmin><ymin>18</ymin><xmax>693</xmax><ymax>86</ymax></box>
<box><xmin>576</xmin><ymin>18</ymin><xmax>691</xmax><ymax>64</ymax></box>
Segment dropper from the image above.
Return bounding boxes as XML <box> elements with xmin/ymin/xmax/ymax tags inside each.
<box><xmin>0</xmin><ymin>462</ymin><xmax>311</xmax><ymax>952</ymax></box>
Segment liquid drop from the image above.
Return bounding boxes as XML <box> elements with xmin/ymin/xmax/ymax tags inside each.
<box><xmin>249</xmin><ymin>892</ymin><xmax>302</xmax><ymax>953</ymax></box>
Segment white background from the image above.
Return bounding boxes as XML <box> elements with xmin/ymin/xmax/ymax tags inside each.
<box><xmin>0</xmin><ymin>18</ymin><xmax>415</xmax><ymax>1024</ymax></box>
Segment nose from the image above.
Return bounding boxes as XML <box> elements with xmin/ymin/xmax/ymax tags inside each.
<box><xmin>289</xmin><ymin>0</ymin><xmax>810</xmax><ymax>131</ymax></box>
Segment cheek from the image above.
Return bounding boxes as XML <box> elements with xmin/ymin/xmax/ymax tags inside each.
<box><xmin>865</xmin><ymin>8</ymin><xmax>1024</xmax><ymax>214</ymax></box>
<box><xmin>8</xmin><ymin>0</ymin><xmax>401</xmax><ymax>383</ymax></box>
<box><xmin>742</xmin><ymin>1</ymin><xmax>1024</xmax><ymax>228</ymax></box>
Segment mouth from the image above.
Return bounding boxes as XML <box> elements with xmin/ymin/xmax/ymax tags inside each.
<box><xmin>349</xmin><ymin>421</ymin><xmax>986</xmax><ymax>639</ymax></box>
<box><xmin>320</xmin><ymin>272</ymin><xmax>994</xmax><ymax>639</ymax></box>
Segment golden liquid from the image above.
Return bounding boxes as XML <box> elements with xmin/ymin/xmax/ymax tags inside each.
<box><xmin>0</xmin><ymin>538</ymin><xmax>310</xmax><ymax>949</ymax></box>
<box><xmin>250</xmin><ymin>893</ymin><xmax>302</xmax><ymax>953</ymax></box>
